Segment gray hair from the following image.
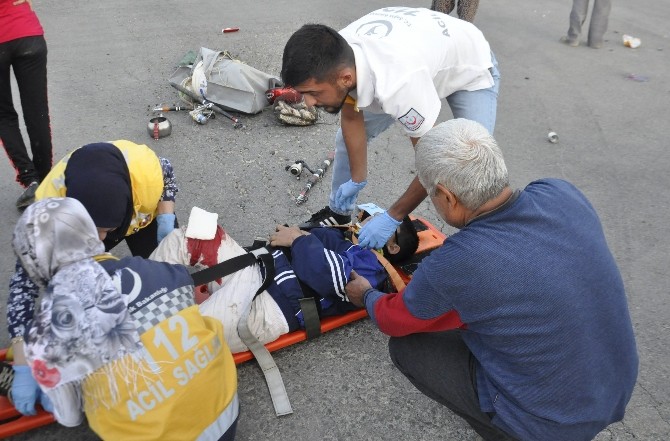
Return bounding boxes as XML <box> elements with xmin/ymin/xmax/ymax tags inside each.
<box><xmin>416</xmin><ymin>119</ymin><xmax>509</xmax><ymax>210</ymax></box>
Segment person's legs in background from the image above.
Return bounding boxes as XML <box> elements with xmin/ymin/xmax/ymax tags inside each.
<box><xmin>324</xmin><ymin>111</ymin><xmax>395</xmax><ymax>216</ymax></box>
<box><xmin>456</xmin><ymin>0</ymin><xmax>480</xmax><ymax>22</ymax></box>
<box><xmin>431</xmin><ymin>0</ymin><xmax>456</xmax><ymax>15</ymax></box>
<box><xmin>0</xmin><ymin>36</ymin><xmax>52</xmax><ymax>208</ymax></box>
<box><xmin>564</xmin><ymin>0</ymin><xmax>590</xmax><ymax>46</ymax></box>
<box><xmin>446</xmin><ymin>52</ymin><xmax>500</xmax><ymax>134</ymax></box>
<box><xmin>301</xmin><ymin>110</ymin><xmax>395</xmax><ymax>227</ymax></box>
<box><xmin>13</xmin><ymin>36</ymin><xmax>52</xmax><ymax>181</ymax></box>
<box><xmin>389</xmin><ymin>331</ymin><xmax>516</xmax><ymax>441</ymax></box>
<box><xmin>587</xmin><ymin>0</ymin><xmax>611</xmax><ymax>48</ymax></box>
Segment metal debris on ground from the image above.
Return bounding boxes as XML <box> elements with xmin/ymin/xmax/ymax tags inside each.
<box><xmin>294</xmin><ymin>152</ymin><xmax>335</xmax><ymax>205</ymax></box>
<box><xmin>152</xmin><ymin>105</ymin><xmax>193</xmax><ymax>112</ymax></box>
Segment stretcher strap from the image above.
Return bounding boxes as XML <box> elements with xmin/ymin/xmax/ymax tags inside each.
<box><xmin>299</xmin><ymin>298</ymin><xmax>321</xmax><ymax>339</ymax></box>
<box><xmin>239</xmin><ymin>247</ymin><xmax>293</xmax><ymax>416</ymax></box>
<box><xmin>190</xmin><ymin>247</ymin><xmax>291</xmax><ymax>416</ymax></box>
<box><xmin>191</xmin><ymin>253</ymin><xmax>258</xmax><ymax>287</ymax></box>
<box><xmin>237</xmin><ymin>253</ymin><xmax>293</xmax><ymax>417</ymax></box>
<box><xmin>373</xmin><ymin>252</ymin><xmax>406</xmax><ymax>292</ymax></box>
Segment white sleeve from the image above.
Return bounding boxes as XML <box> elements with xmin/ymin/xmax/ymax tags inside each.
<box><xmin>379</xmin><ymin>67</ymin><xmax>442</xmax><ymax>138</ymax></box>
<box><xmin>46</xmin><ymin>382</ymin><xmax>85</xmax><ymax>427</ymax></box>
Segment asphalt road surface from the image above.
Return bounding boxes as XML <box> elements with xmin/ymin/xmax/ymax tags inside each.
<box><xmin>1</xmin><ymin>0</ymin><xmax>668</xmax><ymax>440</ymax></box>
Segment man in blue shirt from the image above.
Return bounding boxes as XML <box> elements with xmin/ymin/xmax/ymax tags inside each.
<box><xmin>346</xmin><ymin>118</ymin><xmax>638</xmax><ymax>440</ymax></box>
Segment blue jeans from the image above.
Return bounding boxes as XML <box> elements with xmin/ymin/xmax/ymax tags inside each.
<box><xmin>329</xmin><ymin>52</ymin><xmax>501</xmax><ymax>215</ymax></box>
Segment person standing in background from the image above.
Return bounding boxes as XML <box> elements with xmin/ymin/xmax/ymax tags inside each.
<box><xmin>560</xmin><ymin>0</ymin><xmax>612</xmax><ymax>48</ymax></box>
<box><xmin>431</xmin><ymin>0</ymin><xmax>480</xmax><ymax>22</ymax></box>
<box><xmin>0</xmin><ymin>0</ymin><xmax>54</xmax><ymax>208</ymax></box>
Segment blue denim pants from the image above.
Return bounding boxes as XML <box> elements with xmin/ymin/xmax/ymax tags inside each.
<box><xmin>329</xmin><ymin>52</ymin><xmax>500</xmax><ymax>215</ymax></box>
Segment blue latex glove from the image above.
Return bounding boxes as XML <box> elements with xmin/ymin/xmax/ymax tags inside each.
<box><xmin>156</xmin><ymin>213</ymin><xmax>176</xmax><ymax>243</ymax></box>
<box><xmin>334</xmin><ymin>179</ymin><xmax>367</xmax><ymax>213</ymax></box>
<box><xmin>358</xmin><ymin>211</ymin><xmax>402</xmax><ymax>249</ymax></box>
<box><xmin>11</xmin><ymin>365</ymin><xmax>40</xmax><ymax>416</ymax></box>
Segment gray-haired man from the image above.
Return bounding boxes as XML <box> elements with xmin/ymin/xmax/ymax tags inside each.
<box><xmin>346</xmin><ymin>119</ymin><xmax>638</xmax><ymax>440</ymax></box>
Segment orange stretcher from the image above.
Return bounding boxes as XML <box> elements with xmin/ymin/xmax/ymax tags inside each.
<box><xmin>0</xmin><ymin>217</ymin><xmax>446</xmax><ymax>438</ymax></box>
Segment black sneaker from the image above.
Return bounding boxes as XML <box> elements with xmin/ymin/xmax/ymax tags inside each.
<box><xmin>299</xmin><ymin>206</ymin><xmax>351</xmax><ymax>229</ymax></box>
<box><xmin>16</xmin><ymin>181</ymin><xmax>39</xmax><ymax>210</ymax></box>
<box><xmin>0</xmin><ymin>362</ymin><xmax>14</xmax><ymax>397</ymax></box>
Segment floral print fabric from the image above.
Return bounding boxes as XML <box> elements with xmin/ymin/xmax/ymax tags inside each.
<box><xmin>12</xmin><ymin>197</ymin><xmax>141</xmax><ymax>391</ymax></box>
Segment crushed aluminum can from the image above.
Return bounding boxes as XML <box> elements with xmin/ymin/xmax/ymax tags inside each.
<box><xmin>547</xmin><ymin>131</ymin><xmax>559</xmax><ymax>144</ymax></box>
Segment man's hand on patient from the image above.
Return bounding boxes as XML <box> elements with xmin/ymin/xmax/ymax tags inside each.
<box><xmin>345</xmin><ymin>270</ymin><xmax>373</xmax><ymax>308</ymax></box>
<box><xmin>269</xmin><ymin>225</ymin><xmax>309</xmax><ymax>247</ymax></box>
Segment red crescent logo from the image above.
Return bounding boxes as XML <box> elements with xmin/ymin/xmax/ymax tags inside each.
<box><xmin>407</xmin><ymin>116</ymin><xmax>416</xmax><ymax>125</ymax></box>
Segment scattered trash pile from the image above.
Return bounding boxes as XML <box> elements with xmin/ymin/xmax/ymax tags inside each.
<box><xmin>148</xmin><ymin>47</ymin><xmax>321</xmax><ymax>140</ymax></box>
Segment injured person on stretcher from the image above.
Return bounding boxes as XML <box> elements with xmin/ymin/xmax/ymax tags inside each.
<box><xmin>150</xmin><ymin>209</ymin><xmax>419</xmax><ymax>353</ymax></box>
<box><xmin>9</xmin><ymin>201</ymin><xmax>419</xmax><ymax>433</ymax></box>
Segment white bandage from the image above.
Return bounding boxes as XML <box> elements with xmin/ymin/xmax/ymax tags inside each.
<box><xmin>185</xmin><ymin>206</ymin><xmax>219</xmax><ymax>240</ymax></box>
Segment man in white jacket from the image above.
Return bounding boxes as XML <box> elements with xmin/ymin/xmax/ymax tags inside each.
<box><xmin>281</xmin><ymin>7</ymin><xmax>500</xmax><ymax>249</ymax></box>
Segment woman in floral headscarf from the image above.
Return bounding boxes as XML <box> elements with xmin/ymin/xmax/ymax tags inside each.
<box><xmin>11</xmin><ymin>198</ymin><xmax>239</xmax><ymax>440</ymax></box>
<box><xmin>6</xmin><ymin>140</ymin><xmax>179</xmax><ymax>416</ymax></box>
<box><xmin>11</xmin><ymin>197</ymin><xmax>141</xmax><ymax>425</ymax></box>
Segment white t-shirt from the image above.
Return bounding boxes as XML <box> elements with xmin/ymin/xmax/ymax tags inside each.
<box><xmin>340</xmin><ymin>7</ymin><xmax>494</xmax><ymax>137</ymax></box>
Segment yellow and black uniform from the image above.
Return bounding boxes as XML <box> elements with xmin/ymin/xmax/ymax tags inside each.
<box><xmin>84</xmin><ymin>257</ymin><xmax>239</xmax><ymax>441</ymax></box>
<box><xmin>15</xmin><ymin>201</ymin><xmax>239</xmax><ymax>441</ymax></box>
<box><xmin>35</xmin><ymin>140</ymin><xmax>170</xmax><ymax>258</ymax></box>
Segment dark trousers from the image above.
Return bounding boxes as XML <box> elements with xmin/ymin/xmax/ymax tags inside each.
<box><xmin>0</xmin><ymin>35</ymin><xmax>53</xmax><ymax>187</ymax></box>
<box><xmin>105</xmin><ymin>219</ymin><xmax>159</xmax><ymax>259</ymax></box>
<box><xmin>389</xmin><ymin>330</ymin><xmax>516</xmax><ymax>441</ymax></box>
<box><xmin>431</xmin><ymin>0</ymin><xmax>480</xmax><ymax>22</ymax></box>
<box><xmin>217</xmin><ymin>416</ymin><xmax>238</xmax><ymax>441</ymax></box>
<box><xmin>104</xmin><ymin>216</ymin><xmax>178</xmax><ymax>258</ymax></box>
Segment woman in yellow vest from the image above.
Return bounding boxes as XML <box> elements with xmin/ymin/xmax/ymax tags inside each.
<box><xmin>12</xmin><ymin>197</ymin><xmax>239</xmax><ymax>440</ymax></box>
<box><xmin>34</xmin><ymin>140</ymin><xmax>178</xmax><ymax>258</ymax></box>
<box><xmin>7</xmin><ymin>140</ymin><xmax>179</xmax><ymax>417</ymax></box>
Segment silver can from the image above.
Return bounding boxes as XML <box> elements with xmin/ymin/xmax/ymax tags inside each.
<box><xmin>148</xmin><ymin>116</ymin><xmax>172</xmax><ymax>139</ymax></box>
<box><xmin>547</xmin><ymin>131</ymin><xmax>559</xmax><ymax>143</ymax></box>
